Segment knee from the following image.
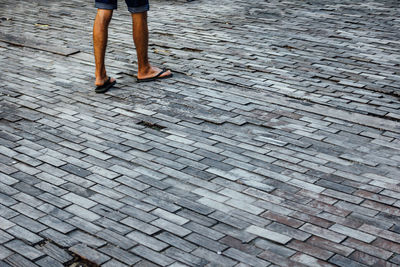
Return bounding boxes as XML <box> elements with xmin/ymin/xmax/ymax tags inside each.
<box><xmin>97</xmin><ymin>9</ymin><xmax>113</xmax><ymax>24</ymax></box>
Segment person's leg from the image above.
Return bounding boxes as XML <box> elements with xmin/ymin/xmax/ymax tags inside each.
<box><xmin>93</xmin><ymin>8</ymin><xmax>116</xmax><ymax>86</ymax></box>
<box><xmin>128</xmin><ymin>1</ymin><xmax>172</xmax><ymax>80</ymax></box>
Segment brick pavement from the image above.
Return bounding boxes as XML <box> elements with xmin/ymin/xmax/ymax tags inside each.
<box><xmin>0</xmin><ymin>0</ymin><xmax>400</xmax><ymax>266</ymax></box>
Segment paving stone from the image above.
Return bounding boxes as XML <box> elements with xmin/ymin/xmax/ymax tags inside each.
<box><xmin>96</xmin><ymin>229</ymin><xmax>136</xmax><ymax>250</ymax></box>
<box><xmin>126</xmin><ymin>231</ymin><xmax>169</xmax><ymax>251</ymax></box>
<box><xmin>219</xmin><ymin>236</ymin><xmax>259</xmax><ymax>257</ymax></box>
<box><xmin>6</xmin><ymin>225</ymin><xmax>43</xmax><ymax>245</ymax></box>
<box><xmin>223</xmin><ymin>247</ymin><xmax>270</xmax><ymax>266</ymax></box>
<box><xmin>329</xmin><ymin>254</ymin><xmax>368</xmax><ymax>267</ymax></box>
<box><xmin>185</xmin><ymin>233</ymin><xmax>228</xmax><ymax>253</ymax></box>
<box><xmin>4</xmin><ymin>253</ymin><xmax>39</xmax><ymax>267</ymax></box>
<box><xmin>130</xmin><ymin>245</ymin><xmax>175</xmax><ymax>266</ymax></box>
<box><xmin>254</xmin><ymin>239</ymin><xmax>296</xmax><ymax>258</ymax></box>
<box><xmin>155</xmin><ymin>231</ymin><xmax>197</xmax><ymax>253</ymax></box>
<box><xmin>69</xmin><ymin>244</ymin><xmax>110</xmax><ymax>265</ymax></box>
<box><xmin>0</xmin><ymin>218</ymin><xmax>15</xmax><ymax>231</ymax></box>
<box><xmin>300</xmin><ymin>223</ymin><xmax>347</xmax><ymax>243</ymax></box>
<box><xmin>35</xmin><ymin>256</ymin><xmax>64</xmax><ymax>267</ymax></box>
<box><xmin>39</xmin><ymin>229</ymin><xmax>79</xmax><ymax>248</ymax></box>
<box><xmin>68</xmin><ymin>230</ymin><xmax>107</xmax><ymax>248</ymax></box>
<box><xmin>5</xmin><ymin>240</ymin><xmax>44</xmax><ymax>260</ymax></box>
<box><xmin>291</xmin><ymin>252</ymin><xmax>336</xmax><ymax>267</ymax></box>
<box><xmin>0</xmin><ymin>246</ymin><xmax>12</xmax><ymax>261</ymax></box>
<box><xmin>64</xmin><ymin>204</ymin><xmax>100</xmax><ymax>222</ymax></box>
<box><xmin>65</xmin><ymin>216</ymin><xmax>103</xmax><ymax>235</ymax></box>
<box><xmin>192</xmin><ymin>247</ymin><xmax>237</xmax><ymax>267</ymax></box>
<box><xmin>99</xmin><ymin>244</ymin><xmax>141</xmax><ymax>266</ymax></box>
<box><xmin>329</xmin><ymin>224</ymin><xmax>376</xmax><ymax>243</ymax></box>
<box><xmin>102</xmin><ymin>259</ymin><xmax>129</xmax><ymax>267</ymax></box>
<box><xmin>35</xmin><ymin>241</ymin><xmax>73</xmax><ymax>264</ymax></box>
<box><xmin>246</xmin><ymin>225</ymin><xmax>292</xmax><ymax>244</ymax></box>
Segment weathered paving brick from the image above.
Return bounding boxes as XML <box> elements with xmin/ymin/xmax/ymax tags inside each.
<box><xmin>192</xmin><ymin>247</ymin><xmax>237</xmax><ymax>267</ymax></box>
<box><xmin>68</xmin><ymin>230</ymin><xmax>106</xmax><ymax>248</ymax></box>
<box><xmin>328</xmin><ymin>254</ymin><xmax>368</xmax><ymax>267</ymax></box>
<box><xmin>291</xmin><ymin>252</ymin><xmax>336</xmax><ymax>267</ymax></box>
<box><xmin>126</xmin><ymin>231</ymin><xmax>169</xmax><ymax>251</ymax></box>
<box><xmin>0</xmin><ymin>246</ymin><xmax>13</xmax><ymax>260</ymax></box>
<box><xmin>69</xmin><ymin>244</ymin><xmax>110</xmax><ymax>265</ymax></box>
<box><xmin>306</xmin><ymin>236</ymin><xmax>354</xmax><ymax>257</ymax></box>
<box><xmin>10</xmin><ymin>203</ymin><xmax>45</xmax><ymax>220</ymax></box>
<box><xmin>97</xmin><ymin>229</ymin><xmax>137</xmax><ymax>250</ymax></box>
<box><xmin>130</xmin><ymin>245</ymin><xmax>175</xmax><ymax>266</ymax></box>
<box><xmin>287</xmin><ymin>240</ymin><xmax>333</xmax><ymax>260</ymax></box>
<box><xmin>246</xmin><ymin>225</ymin><xmax>292</xmax><ymax>244</ymax></box>
<box><xmin>5</xmin><ymin>240</ymin><xmax>44</xmax><ymax>260</ymax></box>
<box><xmin>0</xmin><ymin>218</ymin><xmax>14</xmax><ymax>231</ymax></box>
<box><xmin>121</xmin><ymin>217</ymin><xmax>160</xmax><ymax>235</ymax></box>
<box><xmin>7</xmin><ymin>225</ymin><xmax>46</xmax><ymax>244</ymax></box>
<box><xmin>99</xmin><ymin>244</ymin><xmax>141</xmax><ymax>266</ymax></box>
<box><xmin>155</xmin><ymin>232</ymin><xmax>197</xmax><ymax>253</ymax></box>
<box><xmin>35</xmin><ymin>241</ymin><xmax>73</xmax><ymax>264</ymax></box>
<box><xmin>329</xmin><ymin>224</ymin><xmax>376</xmax><ymax>243</ymax></box>
<box><xmin>223</xmin><ymin>247</ymin><xmax>270</xmax><ymax>266</ymax></box>
<box><xmin>185</xmin><ymin>233</ymin><xmax>228</xmax><ymax>253</ymax></box>
<box><xmin>4</xmin><ymin>253</ymin><xmax>40</xmax><ymax>267</ymax></box>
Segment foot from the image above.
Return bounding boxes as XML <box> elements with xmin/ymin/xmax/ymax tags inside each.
<box><xmin>95</xmin><ymin>76</ymin><xmax>116</xmax><ymax>87</ymax></box>
<box><xmin>95</xmin><ymin>76</ymin><xmax>116</xmax><ymax>93</ymax></box>
<box><xmin>137</xmin><ymin>66</ymin><xmax>172</xmax><ymax>81</ymax></box>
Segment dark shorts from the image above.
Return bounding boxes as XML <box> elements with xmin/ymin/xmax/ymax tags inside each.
<box><xmin>95</xmin><ymin>0</ymin><xmax>149</xmax><ymax>13</ymax></box>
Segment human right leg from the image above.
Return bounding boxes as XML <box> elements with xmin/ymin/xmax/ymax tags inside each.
<box><xmin>131</xmin><ymin>11</ymin><xmax>172</xmax><ymax>81</ymax></box>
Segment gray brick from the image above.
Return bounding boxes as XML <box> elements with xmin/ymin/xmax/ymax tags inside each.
<box><xmin>35</xmin><ymin>256</ymin><xmax>64</xmax><ymax>267</ymax></box>
<box><xmin>164</xmin><ymin>247</ymin><xmax>208</xmax><ymax>267</ymax></box>
<box><xmin>184</xmin><ymin>221</ymin><xmax>224</xmax><ymax>241</ymax></box>
<box><xmin>0</xmin><ymin>246</ymin><xmax>12</xmax><ymax>261</ymax></box>
<box><xmin>10</xmin><ymin>203</ymin><xmax>45</xmax><ymax>220</ymax></box>
<box><xmin>96</xmin><ymin>229</ymin><xmax>136</xmax><ymax>250</ymax></box>
<box><xmin>36</xmin><ymin>204</ymin><xmax>72</xmax><ymax>221</ymax></box>
<box><xmin>185</xmin><ymin>233</ymin><xmax>228</xmax><ymax>253</ymax></box>
<box><xmin>95</xmin><ymin>217</ymin><xmax>131</xmax><ymax>235</ymax></box>
<box><xmin>66</xmin><ymin>216</ymin><xmax>103</xmax><ymax>234</ymax></box>
<box><xmin>64</xmin><ymin>204</ymin><xmax>100</xmax><ymax>222</ymax></box>
<box><xmin>40</xmin><ymin>229</ymin><xmax>79</xmax><ymax>248</ymax></box>
<box><xmin>126</xmin><ymin>231</ymin><xmax>168</xmax><ymax>251</ymax></box>
<box><xmin>130</xmin><ymin>245</ymin><xmax>175</xmax><ymax>266</ymax></box>
<box><xmin>0</xmin><ymin>230</ymin><xmax>13</xmax><ymax>244</ymax></box>
<box><xmin>69</xmin><ymin>244</ymin><xmax>110</xmax><ymax>265</ymax></box>
<box><xmin>69</xmin><ymin>230</ymin><xmax>107</xmax><ymax>248</ymax></box>
<box><xmin>121</xmin><ymin>217</ymin><xmax>160</xmax><ymax>235</ymax></box>
<box><xmin>37</xmin><ymin>193</ymin><xmax>71</xmax><ymax>209</ymax></box>
<box><xmin>0</xmin><ymin>218</ymin><xmax>14</xmax><ymax>231</ymax></box>
<box><xmin>192</xmin><ymin>247</ymin><xmax>237</xmax><ymax>267</ymax></box>
<box><xmin>4</xmin><ymin>253</ymin><xmax>39</xmax><ymax>267</ymax></box>
<box><xmin>223</xmin><ymin>248</ymin><xmax>270</xmax><ymax>266</ymax></box>
<box><xmin>329</xmin><ymin>254</ymin><xmax>368</xmax><ymax>267</ymax></box>
<box><xmin>10</xmin><ymin>215</ymin><xmax>47</xmax><ymax>233</ymax></box>
<box><xmin>155</xmin><ymin>232</ymin><xmax>197</xmax><ymax>253</ymax></box>
<box><xmin>5</xmin><ymin>240</ymin><xmax>44</xmax><ymax>260</ymax></box>
<box><xmin>99</xmin><ymin>245</ymin><xmax>141</xmax><ymax>266</ymax></box>
<box><xmin>35</xmin><ymin>241</ymin><xmax>73</xmax><ymax>264</ymax></box>
<box><xmin>151</xmin><ymin>218</ymin><xmax>192</xmax><ymax>237</ymax></box>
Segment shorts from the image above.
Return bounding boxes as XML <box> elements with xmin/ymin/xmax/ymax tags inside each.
<box><xmin>95</xmin><ymin>0</ymin><xmax>149</xmax><ymax>13</ymax></box>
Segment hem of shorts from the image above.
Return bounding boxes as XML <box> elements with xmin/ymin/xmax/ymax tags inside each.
<box><xmin>95</xmin><ymin>3</ymin><xmax>117</xmax><ymax>10</ymax></box>
<box><xmin>128</xmin><ymin>4</ymin><xmax>150</xmax><ymax>13</ymax></box>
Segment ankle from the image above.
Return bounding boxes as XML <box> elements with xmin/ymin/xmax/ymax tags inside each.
<box><xmin>138</xmin><ymin>64</ymin><xmax>152</xmax><ymax>75</ymax></box>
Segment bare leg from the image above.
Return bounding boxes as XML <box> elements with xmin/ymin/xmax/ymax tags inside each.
<box><xmin>131</xmin><ymin>11</ymin><xmax>172</xmax><ymax>80</ymax></box>
<box><xmin>93</xmin><ymin>9</ymin><xmax>116</xmax><ymax>86</ymax></box>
